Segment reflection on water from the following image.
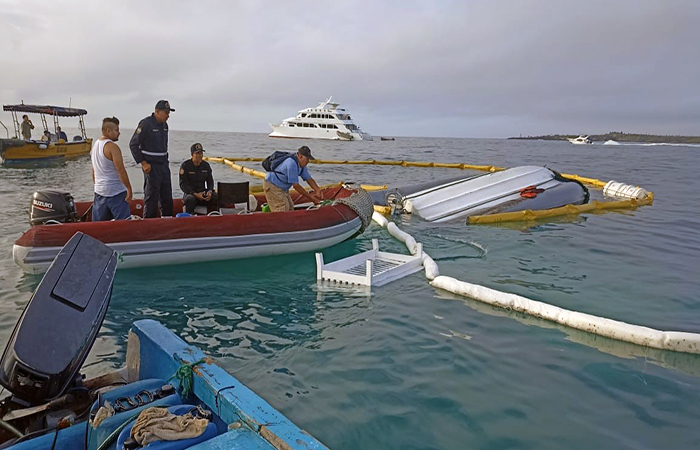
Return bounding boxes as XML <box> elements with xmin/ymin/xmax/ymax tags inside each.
<box><xmin>434</xmin><ymin>290</ymin><xmax>700</xmax><ymax>378</ymax></box>
<box><xmin>2</xmin><ymin>134</ymin><xmax>700</xmax><ymax>449</ymax></box>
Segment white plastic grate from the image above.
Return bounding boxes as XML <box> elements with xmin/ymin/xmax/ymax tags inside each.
<box><xmin>316</xmin><ymin>239</ymin><xmax>423</xmax><ymax>287</ymax></box>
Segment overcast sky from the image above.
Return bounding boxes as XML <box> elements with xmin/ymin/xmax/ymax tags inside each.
<box><xmin>1</xmin><ymin>0</ymin><xmax>698</xmax><ymax>138</ymax></box>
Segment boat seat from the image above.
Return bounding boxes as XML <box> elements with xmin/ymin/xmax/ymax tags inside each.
<box><xmin>193</xmin><ymin>205</ymin><xmax>208</xmax><ymax>215</ymax></box>
<box><xmin>217</xmin><ymin>181</ymin><xmax>250</xmax><ymax>214</ymax></box>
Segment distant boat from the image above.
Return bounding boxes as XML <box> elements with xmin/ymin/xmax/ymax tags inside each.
<box><xmin>269</xmin><ymin>97</ymin><xmax>373</xmax><ymax>141</ymax></box>
<box><xmin>567</xmin><ymin>135</ymin><xmax>593</xmax><ymax>145</ymax></box>
<box><xmin>380</xmin><ymin>137</ymin><xmax>395</xmax><ymax>141</ymax></box>
<box><xmin>1</xmin><ymin>103</ymin><xmax>92</xmax><ymax>165</ymax></box>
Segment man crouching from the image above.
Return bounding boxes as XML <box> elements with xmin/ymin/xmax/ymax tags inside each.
<box><xmin>179</xmin><ymin>142</ymin><xmax>217</xmax><ymax>214</ymax></box>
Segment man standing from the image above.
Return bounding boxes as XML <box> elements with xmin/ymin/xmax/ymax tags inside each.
<box><xmin>263</xmin><ymin>145</ymin><xmax>322</xmax><ymax>212</ymax></box>
<box><xmin>179</xmin><ymin>142</ymin><xmax>217</xmax><ymax>214</ymax></box>
<box><xmin>130</xmin><ymin>100</ymin><xmax>174</xmax><ymax>218</ymax></box>
<box><xmin>91</xmin><ymin>117</ymin><xmax>133</xmax><ymax>221</ymax></box>
<box><xmin>21</xmin><ymin>115</ymin><xmax>34</xmax><ymax>140</ymax></box>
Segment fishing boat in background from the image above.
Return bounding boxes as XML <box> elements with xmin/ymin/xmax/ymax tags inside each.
<box><xmin>0</xmin><ymin>232</ymin><xmax>330</xmax><ymax>450</ymax></box>
<box><xmin>0</xmin><ymin>104</ymin><xmax>92</xmax><ymax>165</ymax></box>
<box><xmin>13</xmin><ymin>185</ymin><xmax>374</xmax><ymax>274</ymax></box>
<box><xmin>269</xmin><ymin>97</ymin><xmax>373</xmax><ymax>141</ymax></box>
<box><xmin>567</xmin><ymin>135</ymin><xmax>592</xmax><ymax>145</ymax></box>
<box><xmin>370</xmin><ymin>166</ymin><xmax>589</xmax><ymax>222</ymax></box>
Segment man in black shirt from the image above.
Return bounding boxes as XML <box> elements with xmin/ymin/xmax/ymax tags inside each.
<box><xmin>179</xmin><ymin>142</ymin><xmax>217</xmax><ymax>214</ymax></box>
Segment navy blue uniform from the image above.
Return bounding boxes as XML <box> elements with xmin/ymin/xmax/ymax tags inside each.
<box><xmin>179</xmin><ymin>159</ymin><xmax>217</xmax><ymax>214</ymax></box>
<box><xmin>129</xmin><ymin>114</ymin><xmax>173</xmax><ymax>218</ymax></box>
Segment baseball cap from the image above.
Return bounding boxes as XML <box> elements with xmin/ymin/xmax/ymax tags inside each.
<box><xmin>155</xmin><ymin>100</ymin><xmax>175</xmax><ymax>111</ymax></box>
<box><xmin>297</xmin><ymin>145</ymin><xmax>315</xmax><ymax>160</ymax></box>
<box><xmin>190</xmin><ymin>142</ymin><xmax>205</xmax><ymax>154</ymax></box>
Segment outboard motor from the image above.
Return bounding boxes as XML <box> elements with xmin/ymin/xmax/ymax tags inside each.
<box><xmin>0</xmin><ymin>232</ymin><xmax>118</xmax><ymax>407</ymax></box>
<box><xmin>29</xmin><ymin>190</ymin><xmax>77</xmax><ymax>226</ymax></box>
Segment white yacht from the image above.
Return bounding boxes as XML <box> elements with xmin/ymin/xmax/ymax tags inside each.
<box><xmin>269</xmin><ymin>97</ymin><xmax>372</xmax><ymax>141</ymax></box>
<box><xmin>567</xmin><ymin>135</ymin><xmax>593</xmax><ymax>144</ymax></box>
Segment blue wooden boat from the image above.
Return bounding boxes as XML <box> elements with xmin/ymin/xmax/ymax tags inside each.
<box><xmin>0</xmin><ymin>232</ymin><xmax>329</xmax><ymax>449</ymax></box>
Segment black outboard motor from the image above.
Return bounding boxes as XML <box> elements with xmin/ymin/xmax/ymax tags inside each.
<box><xmin>29</xmin><ymin>190</ymin><xmax>78</xmax><ymax>226</ymax></box>
<box><xmin>0</xmin><ymin>232</ymin><xmax>118</xmax><ymax>406</ymax></box>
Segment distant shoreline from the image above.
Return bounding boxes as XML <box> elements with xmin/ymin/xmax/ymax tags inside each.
<box><xmin>508</xmin><ymin>132</ymin><xmax>700</xmax><ymax>144</ymax></box>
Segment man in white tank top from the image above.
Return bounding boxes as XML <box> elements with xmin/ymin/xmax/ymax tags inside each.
<box><xmin>91</xmin><ymin>117</ymin><xmax>133</xmax><ymax>221</ymax></box>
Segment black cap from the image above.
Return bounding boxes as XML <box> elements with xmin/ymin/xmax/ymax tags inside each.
<box><xmin>190</xmin><ymin>142</ymin><xmax>205</xmax><ymax>154</ymax></box>
<box><xmin>155</xmin><ymin>100</ymin><xmax>175</xmax><ymax>111</ymax></box>
<box><xmin>297</xmin><ymin>145</ymin><xmax>315</xmax><ymax>160</ymax></box>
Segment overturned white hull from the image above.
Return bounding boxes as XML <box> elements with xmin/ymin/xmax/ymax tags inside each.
<box><xmin>399</xmin><ymin>166</ymin><xmax>588</xmax><ymax>222</ymax></box>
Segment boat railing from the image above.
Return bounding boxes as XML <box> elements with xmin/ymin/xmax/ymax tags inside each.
<box><xmin>0</xmin><ymin>119</ymin><xmax>9</xmax><ymax>138</ymax></box>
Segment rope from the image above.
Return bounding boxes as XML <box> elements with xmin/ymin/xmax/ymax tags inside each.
<box><xmin>168</xmin><ymin>359</ymin><xmax>206</xmax><ymax>399</ymax></box>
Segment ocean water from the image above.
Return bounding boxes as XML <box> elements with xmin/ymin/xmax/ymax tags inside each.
<box><xmin>1</xmin><ymin>132</ymin><xmax>699</xmax><ymax>450</ymax></box>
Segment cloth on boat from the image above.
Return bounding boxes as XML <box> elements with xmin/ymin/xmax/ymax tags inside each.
<box><xmin>131</xmin><ymin>406</ymin><xmax>208</xmax><ymax>446</ymax></box>
<box><xmin>91</xmin><ymin>400</ymin><xmax>115</xmax><ymax>428</ymax></box>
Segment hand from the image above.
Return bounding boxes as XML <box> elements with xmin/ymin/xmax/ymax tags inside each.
<box><xmin>125</xmin><ymin>187</ymin><xmax>133</xmax><ymax>202</ymax></box>
<box><xmin>141</xmin><ymin>161</ymin><xmax>151</xmax><ymax>174</ymax></box>
<box><xmin>203</xmin><ymin>191</ymin><xmax>212</xmax><ymax>201</ymax></box>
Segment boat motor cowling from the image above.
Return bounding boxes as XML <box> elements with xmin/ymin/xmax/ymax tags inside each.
<box><xmin>29</xmin><ymin>190</ymin><xmax>78</xmax><ymax>226</ymax></box>
<box><xmin>0</xmin><ymin>232</ymin><xmax>118</xmax><ymax>406</ymax></box>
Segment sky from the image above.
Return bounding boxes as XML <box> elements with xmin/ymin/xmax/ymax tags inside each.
<box><xmin>1</xmin><ymin>0</ymin><xmax>699</xmax><ymax>138</ymax></box>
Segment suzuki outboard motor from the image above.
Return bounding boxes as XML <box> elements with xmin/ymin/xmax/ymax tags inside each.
<box><xmin>29</xmin><ymin>190</ymin><xmax>77</xmax><ymax>226</ymax></box>
<box><xmin>0</xmin><ymin>232</ymin><xmax>118</xmax><ymax>406</ymax></box>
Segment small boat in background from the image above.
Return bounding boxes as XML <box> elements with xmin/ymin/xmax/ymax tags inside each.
<box><xmin>0</xmin><ymin>232</ymin><xmax>330</xmax><ymax>449</ymax></box>
<box><xmin>371</xmin><ymin>166</ymin><xmax>589</xmax><ymax>222</ymax></box>
<box><xmin>269</xmin><ymin>97</ymin><xmax>373</xmax><ymax>141</ymax></box>
<box><xmin>567</xmin><ymin>135</ymin><xmax>593</xmax><ymax>145</ymax></box>
<box><xmin>1</xmin><ymin>103</ymin><xmax>92</xmax><ymax>165</ymax></box>
<box><xmin>13</xmin><ymin>185</ymin><xmax>374</xmax><ymax>274</ymax></box>
<box><xmin>380</xmin><ymin>137</ymin><xmax>395</xmax><ymax>141</ymax></box>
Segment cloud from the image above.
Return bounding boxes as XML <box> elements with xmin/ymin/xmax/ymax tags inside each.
<box><xmin>1</xmin><ymin>0</ymin><xmax>699</xmax><ymax>137</ymax></box>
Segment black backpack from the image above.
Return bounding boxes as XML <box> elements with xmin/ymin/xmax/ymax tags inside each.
<box><xmin>262</xmin><ymin>151</ymin><xmax>297</xmax><ymax>173</ymax></box>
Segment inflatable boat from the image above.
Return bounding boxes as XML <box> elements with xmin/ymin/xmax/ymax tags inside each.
<box><xmin>370</xmin><ymin>166</ymin><xmax>589</xmax><ymax>222</ymax></box>
<box><xmin>13</xmin><ymin>185</ymin><xmax>373</xmax><ymax>274</ymax></box>
<box><xmin>0</xmin><ymin>233</ymin><xmax>329</xmax><ymax>449</ymax></box>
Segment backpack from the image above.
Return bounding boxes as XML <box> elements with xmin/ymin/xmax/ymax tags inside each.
<box><xmin>262</xmin><ymin>151</ymin><xmax>297</xmax><ymax>173</ymax></box>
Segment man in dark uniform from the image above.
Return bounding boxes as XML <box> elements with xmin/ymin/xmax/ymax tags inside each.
<box><xmin>179</xmin><ymin>142</ymin><xmax>217</xmax><ymax>214</ymax></box>
<box><xmin>129</xmin><ymin>100</ymin><xmax>174</xmax><ymax>218</ymax></box>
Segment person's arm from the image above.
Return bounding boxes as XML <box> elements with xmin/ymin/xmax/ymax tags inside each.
<box><xmin>306</xmin><ymin>177</ymin><xmax>323</xmax><ymax>200</ymax></box>
<box><xmin>179</xmin><ymin>165</ymin><xmax>194</xmax><ymax>195</ymax></box>
<box><xmin>105</xmin><ymin>142</ymin><xmax>133</xmax><ymax>202</ymax></box>
<box><xmin>129</xmin><ymin>119</ymin><xmax>150</xmax><ymax>173</ymax></box>
<box><xmin>292</xmin><ymin>183</ymin><xmax>319</xmax><ymax>204</ymax></box>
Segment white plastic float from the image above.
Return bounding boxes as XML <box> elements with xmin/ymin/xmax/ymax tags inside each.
<box><xmin>368</xmin><ymin>212</ymin><xmax>700</xmax><ymax>355</ymax></box>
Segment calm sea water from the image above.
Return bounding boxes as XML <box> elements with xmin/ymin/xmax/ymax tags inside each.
<box><xmin>1</xmin><ymin>131</ymin><xmax>699</xmax><ymax>450</ymax></box>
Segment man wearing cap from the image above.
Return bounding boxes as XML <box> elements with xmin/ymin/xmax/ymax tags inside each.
<box><xmin>129</xmin><ymin>100</ymin><xmax>175</xmax><ymax>218</ymax></box>
<box><xmin>179</xmin><ymin>143</ymin><xmax>217</xmax><ymax>214</ymax></box>
<box><xmin>263</xmin><ymin>145</ymin><xmax>322</xmax><ymax>212</ymax></box>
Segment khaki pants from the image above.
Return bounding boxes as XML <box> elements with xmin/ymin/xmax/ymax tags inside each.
<box><xmin>263</xmin><ymin>180</ymin><xmax>294</xmax><ymax>212</ymax></box>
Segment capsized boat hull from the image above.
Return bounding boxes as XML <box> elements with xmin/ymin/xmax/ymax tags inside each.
<box><xmin>373</xmin><ymin>166</ymin><xmax>589</xmax><ymax>222</ymax></box>
<box><xmin>14</xmin><ymin>186</ymin><xmax>370</xmax><ymax>274</ymax></box>
<box><xmin>0</xmin><ymin>138</ymin><xmax>92</xmax><ymax>164</ymax></box>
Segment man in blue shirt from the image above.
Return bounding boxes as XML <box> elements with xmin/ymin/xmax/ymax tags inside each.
<box><xmin>129</xmin><ymin>100</ymin><xmax>174</xmax><ymax>218</ymax></box>
<box><xmin>263</xmin><ymin>146</ymin><xmax>322</xmax><ymax>212</ymax></box>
